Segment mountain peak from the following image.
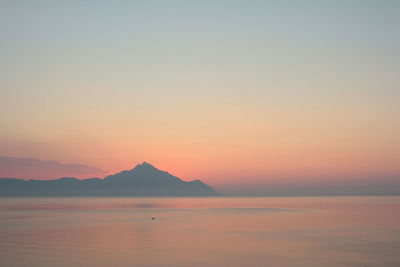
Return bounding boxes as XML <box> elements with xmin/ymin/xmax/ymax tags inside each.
<box><xmin>133</xmin><ymin>161</ymin><xmax>157</xmax><ymax>170</ymax></box>
<box><xmin>140</xmin><ymin>161</ymin><xmax>153</xmax><ymax>167</ymax></box>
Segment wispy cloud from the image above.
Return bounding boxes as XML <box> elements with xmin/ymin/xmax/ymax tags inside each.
<box><xmin>0</xmin><ymin>156</ymin><xmax>108</xmax><ymax>179</ymax></box>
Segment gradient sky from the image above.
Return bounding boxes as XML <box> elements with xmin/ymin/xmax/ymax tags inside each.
<box><xmin>1</xmin><ymin>1</ymin><xmax>399</xmax><ymax>188</ymax></box>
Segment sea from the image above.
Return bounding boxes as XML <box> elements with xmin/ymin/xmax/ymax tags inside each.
<box><xmin>0</xmin><ymin>196</ymin><xmax>399</xmax><ymax>267</ymax></box>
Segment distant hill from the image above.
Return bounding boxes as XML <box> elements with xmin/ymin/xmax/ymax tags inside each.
<box><xmin>0</xmin><ymin>156</ymin><xmax>107</xmax><ymax>179</ymax></box>
<box><xmin>0</xmin><ymin>162</ymin><xmax>219</xmax><ymax>196</ymax></box>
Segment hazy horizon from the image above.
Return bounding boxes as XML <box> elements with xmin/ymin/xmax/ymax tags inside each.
<box><xmin>1</xmin><ymin>156</ymin><xmax>399</xmax><ymax>196</ymax></box>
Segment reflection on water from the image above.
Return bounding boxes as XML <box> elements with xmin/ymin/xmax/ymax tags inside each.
<box><xmin>0</xmin><ymin>197</ymin><xmax>399</xmax><ymax>266</ymax></box>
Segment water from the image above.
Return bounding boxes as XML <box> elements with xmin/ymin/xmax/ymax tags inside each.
<box><xmin>0</xmin><ymin>197</ymin><xmax>399</xmax><ymax>267</ymax></box>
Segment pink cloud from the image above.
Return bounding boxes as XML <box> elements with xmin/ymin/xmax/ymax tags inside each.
<box><xmin>0</xmin><ymin>156</ymin><xmax>108</xmax><ymax>179</ymax></box>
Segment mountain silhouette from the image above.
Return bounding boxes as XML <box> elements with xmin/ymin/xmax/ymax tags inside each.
<box><xmin>0</xmin><ymin>162</ymin><xmax>219</xmax><ymax>196</ymax></box>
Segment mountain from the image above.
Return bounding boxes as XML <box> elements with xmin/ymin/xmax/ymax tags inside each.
<box><xmin>0</xmin><ymin>162</ymin><xmax>219</xmax><ymax>196</ymax></box>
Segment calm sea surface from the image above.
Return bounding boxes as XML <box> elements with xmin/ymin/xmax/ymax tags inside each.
<box><xmin>0</xmin><ymin>196</ymin><xmax>399</xmax><ymax>267</ymax></box>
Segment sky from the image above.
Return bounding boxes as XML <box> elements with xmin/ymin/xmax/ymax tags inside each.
<box><xmin>0</xmin><ymin>1</ymin><xmax>399</xmax><ymax>191</ymax></box>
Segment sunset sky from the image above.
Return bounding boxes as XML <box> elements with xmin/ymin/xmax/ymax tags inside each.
<box><xmin>1</xmin><ymin>1</ymin><xmax>399</xmax><ymax>189</ymax></box>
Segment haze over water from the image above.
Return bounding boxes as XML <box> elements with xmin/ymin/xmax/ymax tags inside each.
<box><xmin>1</xmin><ymin>196</ymin><xmax>399</xmax><ymax>267</ymax></box>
